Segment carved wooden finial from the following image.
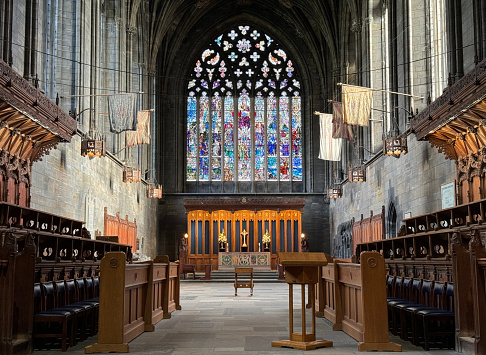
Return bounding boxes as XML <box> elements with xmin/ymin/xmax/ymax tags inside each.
<box><xmin>469</xmin><ymin>228</ymin><xmax>483</xmax><ymax>250</ymax></box>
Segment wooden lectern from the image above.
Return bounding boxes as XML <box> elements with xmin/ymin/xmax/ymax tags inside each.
<box><xmin>272</xmin><ymin>252</ymin><xmax>333</xmax><ymax>350</ymax></box>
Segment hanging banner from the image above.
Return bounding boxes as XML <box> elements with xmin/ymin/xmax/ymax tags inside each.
<box><xmin>341</xmin><ymin>84</ymin><xmax>372</xmax><ymax>126</ymax></box>
<box><xmin>107</xmin><ymin>93</ymin><xmax>138</xmax><ymax>133</ymax></box>
<box><xmin>318</xmin><ymin>113</ymin><xmax>342</xmax><ymax>161</ymax></box>
<box><xmin>332</xmin><ymin>101</ymin><xmax>355</xmax><ymax>140</ymax></box>
<box><xmin>126</xmin><ymin>110</ymin><xmax>151</xmax><ymax>146</ymax></box>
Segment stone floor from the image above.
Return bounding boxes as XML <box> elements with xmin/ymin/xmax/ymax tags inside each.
<box><xmin>35</xmin><ymin>282</ymin><xmax>459</xmax><ymax>354</ymax></box>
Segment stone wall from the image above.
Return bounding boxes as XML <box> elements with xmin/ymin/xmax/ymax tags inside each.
<box><xmin>30</xmin><ymin>134</ymin><xmax>159</xmax><ymax>258</ymax></box>
<box><xmin>329</xmin><ymin>134</ymin><xmax>456</xmax><ymax>257</ymax></box>
<box><xmin>158</xmin><ymin>194</ymin><xmax>330</xmax><ymax>260</ymax></box>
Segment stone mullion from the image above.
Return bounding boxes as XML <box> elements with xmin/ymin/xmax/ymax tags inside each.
<box><xmin>234</xmin><ymin>94</ymin><xmax>239</xmax><ymax>192</ymax></box>
<box><xmin>250</xmin><ymin>96</ymin><xmax>255</xmax><ymax>192</ymax></box>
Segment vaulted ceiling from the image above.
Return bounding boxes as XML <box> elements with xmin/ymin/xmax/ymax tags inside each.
<box><xmin>134</xmin><ymin>0</ymin><xmax>357</xmax><ymax>97</ymax></box>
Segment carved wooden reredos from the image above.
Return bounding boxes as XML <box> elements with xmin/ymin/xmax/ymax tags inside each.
<box><xmin>183</xmin><ymin>197</ymin><xmax>306</xmax><ymax>270</ymax></box>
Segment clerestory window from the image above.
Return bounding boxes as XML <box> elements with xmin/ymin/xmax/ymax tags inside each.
<box><xmin>186</xmin><ymin>25</ymin><xmax>302</xmax><ymax>182</ymax></box>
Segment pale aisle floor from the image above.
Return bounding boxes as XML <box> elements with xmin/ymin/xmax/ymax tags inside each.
<box><xmin>35</xmin><ymin>281</ymin><xmax>459</xmax><ymax>355</ymax></box>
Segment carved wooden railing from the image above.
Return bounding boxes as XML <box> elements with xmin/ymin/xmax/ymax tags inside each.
<box><xmin>315</xmin><ymin>252</ymin><xmax>401</xmax><ymax>352</ymax></box>
<box><xmin>85</xmin><ymin>252</ymin><xmax>180</xmax><ymax>353</ymax></box>
<box><xmin>104</xmin><ymin>207</ymin><xmax>137</xmax><ymax>252</ymax></box>
<box><xmin>352</xmin><ymin>206</ymin><xmax>385</xmax><ymax>260</ymax></box>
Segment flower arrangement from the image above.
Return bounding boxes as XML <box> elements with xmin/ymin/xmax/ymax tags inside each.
<box><xmin>218</xmin><ymin>232</ymin><xmax>227</xmax><ymax>243</ymax></box>
<box><xmin>262</xmin><ymin>230</ymin><xmax>271</xmax><ymax>243</ymax></box>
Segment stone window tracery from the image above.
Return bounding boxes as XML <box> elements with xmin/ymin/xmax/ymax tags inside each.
<box><xmin>186</xmin><ymin>25</ymin><xmax>302</xmax><ymax>182</ymax></box>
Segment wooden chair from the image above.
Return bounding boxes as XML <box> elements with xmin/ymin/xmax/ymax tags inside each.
<box><xmin>414</xmin><ymin>282</ymin><xmax>454</xmax><ymax>350</ymax></box>
<box><xmin>234</xmin><ymin>267</ymin><xmax>253</xmax><ymax>296</ymax></box>
<box><xmin>396</xmin><ymin>278</ymin><xmax>423</xmax><ymax>340</ymax></box>
<box><xmin>65</xmin><ymin>280</ymin><xmax>95</xmax><ymax>341</ymax></box>
<box><xmin>387</xmin><ymin>277</ymin><xmax>414</xmax><ymax>335</ymax></box>
<box><xmin>33</xmin><ymin>283</ymin><xmax>76</xmax><ymax>352</ymax></box>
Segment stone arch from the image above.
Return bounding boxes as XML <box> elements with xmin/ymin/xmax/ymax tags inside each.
<box><xmin>387</xmin><ymin>200</ymin><xmax>397</xmax><ymax>239</ymax></box>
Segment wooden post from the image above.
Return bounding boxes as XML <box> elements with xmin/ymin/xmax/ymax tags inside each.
<box><xmin>358</xmin><ymin>252</ymin><xmax>402</xmax><ymax>351</ymax></box>
<box><xmin>85</xmin><ymin>252</ymin><xmax>129</xmax><ymax>353</ymax></box>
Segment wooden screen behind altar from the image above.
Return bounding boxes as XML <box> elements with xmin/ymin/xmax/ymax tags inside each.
<box><xmin>186</xmin><ymin>209</ymin><xmax>302</xmax><ymax>270</ymax></box>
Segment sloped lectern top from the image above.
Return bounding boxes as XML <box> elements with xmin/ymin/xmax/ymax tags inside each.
<box><xmin>279</xmin><ymin>252</ymin><xmax>328</xmax><ymax>285</ymax></box>
<box><xmin>278</xmin><ymin>252</ymin><xmax>328</xmax><ymax>266</ymax></box>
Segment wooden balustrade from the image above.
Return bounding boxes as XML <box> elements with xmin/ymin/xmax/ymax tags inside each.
<box><xmin>402</xmin><ymin>198</ymin><xmax>486</xmax><ymax>236</ymax></box>
<box><xmin>85</xmin><ymin>252</ymin><xmax>180</xmax><ymax>353</ymax></box>
<box><xmin>355</xmin><ymin>230</ymin><xmax>452</xmax><ymax>261</ymax></box>
<box><xmin>0</xmin><ymin>202</ymin><xmax>84</xmax><ymax>236</ymax></box>
<box><xmin>316</xmin><ymin>252</ymin><xmax>401</xmax><ymax>352</ymax></box>
<box><xmin>351</xmin><ymin>207</ymin><xmax>385</xmax><ymax>260</ymax></box>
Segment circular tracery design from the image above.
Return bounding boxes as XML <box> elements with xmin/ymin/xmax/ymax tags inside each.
<box><xmin>186</xmin><ymin>25</ymin><xmax>302</xmax><ymax>182</ymax></box>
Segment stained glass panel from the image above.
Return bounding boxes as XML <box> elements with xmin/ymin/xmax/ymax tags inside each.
<box><xmin>279</xmin><ymin>96</ymin><xmax>290</xmax><ymax>181</ymax></box>
<box><xmin>292</xmin><ymin>96</ymin><xmax>302</xmax><ymax>180</ymax></box>
<box><xmin>224</xmin><ymin>94</ymin><xmax>234</xmax><ymax>181</ymax></box>
<box><xmin>211</xmin><ymin>96</ymin><xmax>222</xmax><ymax>180</ymax></box>
<box><xmin>186</xmin><ymin>25</ymin><xmax>302</xmax><ymax>183</ymax></box>
<box><xmin>187</xmin><ymin>96</ymin><xmax>197</xmax><ymax>180</ymax></box>
<box><xmin>238</xmin><ymin>91</ymin><xmax>251</xmax><ymax>181</ymax></box>
<box><xmin>267</xmin><ymin>95</ymin><xmax>278</xmax><ymax>180</ymax></box>
<box><xmin>255</xmin><ymin>95</ymin><xmax>265</xmax><ymax>181</ymax></box>
<box><xmin>199</xmin><ymin>95</ymin><xmax>210</xmax><ymax>180</ymax></box>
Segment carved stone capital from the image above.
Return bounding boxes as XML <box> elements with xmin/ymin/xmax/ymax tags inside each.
<box><xmin>279</xmin><ymin>0</ymin><xmax>292</xmax><ymax>9</ymax></box>
<box><xmin>126</xmin><ymin>25</ymin><xmax>137</xmax><ymax>36</ymax></box>
<box><xmin>351</xmin><ymin>20</ymin><xmax>362</xmax><ymax>33</ymax></box>
<box><xmin>195</xmin><ymin>0</ymin><xmax>210</xmax><ymax>8</ymax></box>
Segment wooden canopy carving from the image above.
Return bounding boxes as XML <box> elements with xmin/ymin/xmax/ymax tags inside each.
<box><xmin>0</xmin><ymin>59</ymin><xmax>77</xmax><ymax>163</ymax></box>
<box><xmin>411</xmin><ymin>57</ymin><xmax>486</xmax><ymax>160</ymax></box>
<box><xmin>183</xmin><ymin>197</ymin><xmax>306</xmax><ymax>212</ymax></box>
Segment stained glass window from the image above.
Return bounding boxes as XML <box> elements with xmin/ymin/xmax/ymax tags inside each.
<box><xmin>187</xmin><ymin>25</ymin><xmax>302</xmax><ymax>182</ymax></box>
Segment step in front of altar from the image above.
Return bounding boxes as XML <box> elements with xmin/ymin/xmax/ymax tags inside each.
<box><xmin>207</xmin><ymin>269</ymin><xmax>281</xmax><ymax>282</ymax></box>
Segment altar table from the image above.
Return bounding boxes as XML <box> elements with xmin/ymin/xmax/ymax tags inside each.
<box><xmin>218</xmin><ymin>252</ymin><xmax>271</xmax><ymax>268</ymax></box>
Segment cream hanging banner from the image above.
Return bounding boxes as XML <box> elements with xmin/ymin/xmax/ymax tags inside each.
<box><xmin>341</xmin><ymin>84</ymin><xmax>373</xmax><ymax>126</ymax></box>
<box><xmin>317</xmin><ymin>112</ymin><xmax>342</xmax><ymax>161</ymax></box>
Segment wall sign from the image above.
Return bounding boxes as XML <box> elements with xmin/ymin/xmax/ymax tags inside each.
<box><xmin>441</xmin><ymin>181</ymin><xmax>456</xmax><ymax>209</ymax></box>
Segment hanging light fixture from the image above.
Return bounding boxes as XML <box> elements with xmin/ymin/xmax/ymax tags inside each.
<box><xmin>348</xmin><ymin>165</ymin><xmax>366</xmax><ymax>182</ymax></box>
<box><xmin>146</xmin><ymin>183</ymin><xmax>162</xmax><ymax>198</ymax></box>
<box><xmin>384</xmin><ymin>136</ymin><xmax>408</xmax><ymax>157</ymax></box>
<box><xmin>81</xmin><ymin>131</ymin><xmax>106</xmax><ymax>159</ymax></box>
<box><xmin>383</xmin><ymin>114</ymin><xmax>408</xmax><ymax>157</ymax></box>
<box><xmin>123</xmin><ymin>166</ymin><xmax>141</xmax><ymax>183</ymax></box>
<box><xmin>327</xmin><ymin>186</ymin><xmax>342</xmax><ymax>199</ymax></box>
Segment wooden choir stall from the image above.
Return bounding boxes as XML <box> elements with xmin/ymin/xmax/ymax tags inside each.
<box><xmin>183</xmin><ymin>197</ymin><xmax>305</xmax><ymax>271</ymax></box>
